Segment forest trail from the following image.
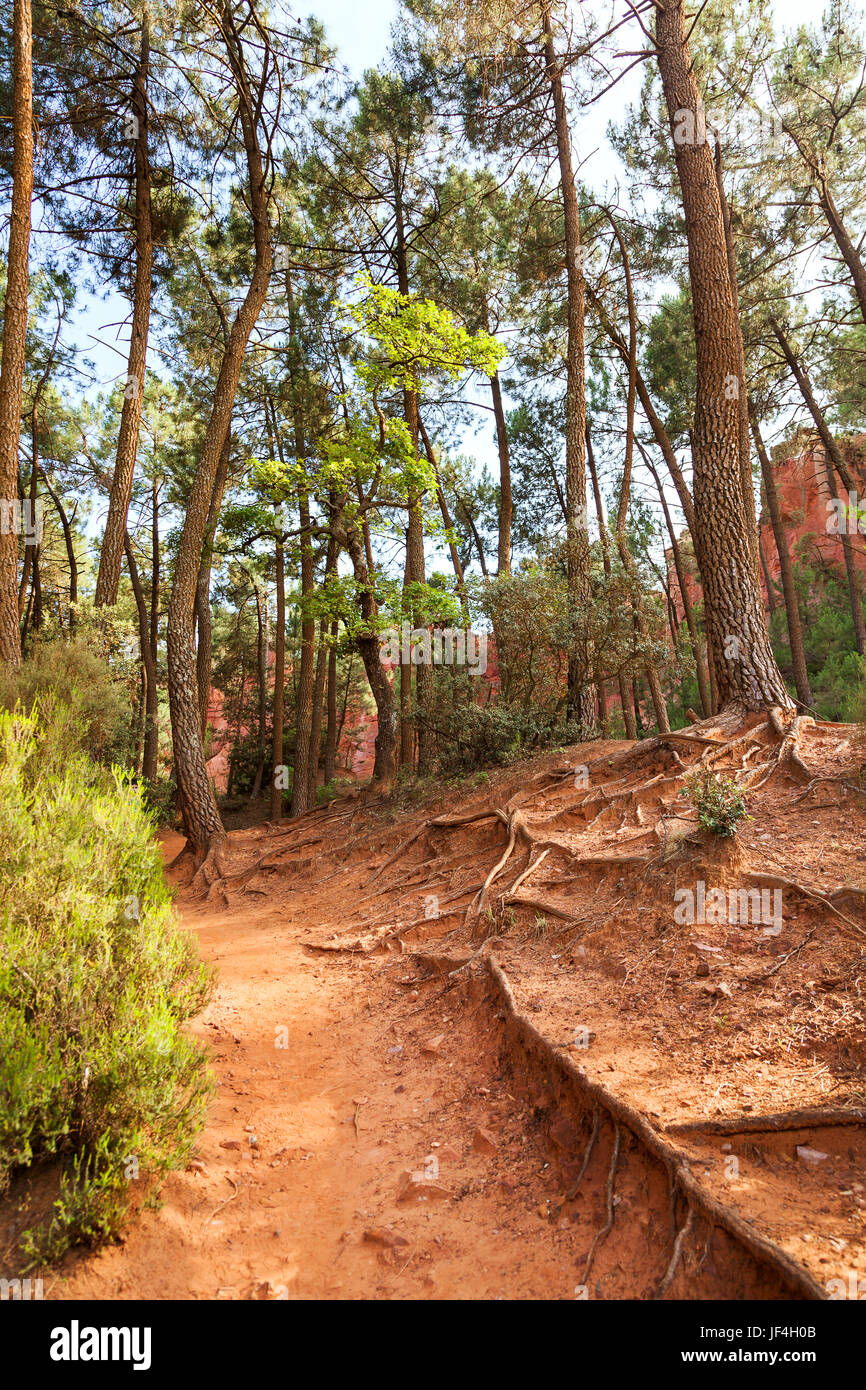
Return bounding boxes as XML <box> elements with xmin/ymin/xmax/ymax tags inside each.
<box><xmin>51</xmin><ymin>831</ymin><xmax>604</xmax><ymax>1301</ymax></box>
<box><xmin>50</xmin><ymin>724</ymin><xmax>866</xmax><ymax>1301</ymax></box>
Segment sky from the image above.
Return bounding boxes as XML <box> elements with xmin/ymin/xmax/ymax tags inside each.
<box><xmin>74</xmin><ymin>0</ymin><xmax>851</xmax><ymax>379</ymax></box>
<box><xmin>61</xmin><ymin>0</ymin><xmax>866</xmax><ymax>554</ymax></box>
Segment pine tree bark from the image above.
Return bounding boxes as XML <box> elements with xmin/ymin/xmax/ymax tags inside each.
<box><xmin>324</xmin><ymin>618</ymin><xmax>338</xmax><ymax>785</ymax></box>
<box><xmin>542</xmin><ymin>0</ymin><xmax>594</xmax><ymax>728</ymax></box>
<box><xmin>654</xmin><ymin>0</ymin><xmax>792</xmax><ymax>711</ymax></box>
<box><xmin>0</xmin><ymin>0</ymin><xmax>33</xmax><ymax>665</ymax></box>
<box><xmin>166</xmin><ymin>6</ymin><xmax>273</xmax><ymax>864</ymax></box>
<box><xmin>713</xmin><ymin>136</ymin><xmax>758</xmax><ymax>574</ymax></box>
<box><xmin>290</xmin><ymin>475</ymin><xmax>316</xmax><ymax>816</ymax></box>
<box><xmin>269</xmin><ymin>534</ymin><xmax>286</xmax><ymax>821</ymax></box>
<box><xmin>95</xmin><ymin>8</ymin><xmax>153</xmax><ymax>607</ymax></box>
<box><xmin>341</xmin><ymin>520</ymin><xmax>397</xmax><ymax>787</ymax></box>
<box><xmin>196</xmin><ymin>432</ymin><xmax>231</xmax><ymax>738</ymax></box>
<box><xmin>124</xmin><ymin>531</ymin><xmax>158</xmax><ymax>782</ymax></box>
<box><xmin>307</xmin><ymin>536</ymin><xmax>337</xmax><ymax>803</ymax></box>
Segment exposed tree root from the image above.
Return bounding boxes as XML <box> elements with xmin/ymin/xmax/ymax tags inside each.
<box><xmin>367</xmin><ymin>821</ymin><xmax>429</xmax><ymax>884</ymax></box>
<box><xmin>470</xmin><ymin>809</ymin><xmax>530</xmax><ymax>919</ymax></box>
<box><xmin>509</xmin><ymin>848</ymin><xmax>550</xmax><ymax>897</ymax></box>
<box><xmin>580</xmin><ymin>1125</ymin><xmax>620</xmax><ymax>1287</ymax></box>
<box><xmin>667</xmin><ymin>1108</ymin><xmax>866</xmax><ymax>1136</ymax></box>
<box><xmin>502</xmin><ymin>894</ymin><xmax>579</xmax><ymax>922</ymax></box>
<box><xmin>188</xmin><ymin>838</ymin><xmax>231</xmax><ymax>899</ymax></box>
<box><xmin>560</xmin><ymin>1105</ymin><xmax>599</xmax><ymax>1205</ymax></box>
<box><xmin>740</xmin><ymin>870</ymin><xmax>866</xmax><ymax>940</ymax></box>
<box><xmin>654</xmin><ymin>1207</ymin><xmax>695</xmax><ymax>1299</ymax></box>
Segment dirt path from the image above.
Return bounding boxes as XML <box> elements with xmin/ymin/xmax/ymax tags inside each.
<box><xmin>52</xmin><ymin>833</ymin><xmax>596</xmax><ymax>1301</ymax></box>
<box><xmin>49</xmin><ymin>721</ymin><xmax>866</xmax><ymax>1301</ymax></box>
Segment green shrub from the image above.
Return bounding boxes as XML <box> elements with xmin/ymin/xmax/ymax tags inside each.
<box><xmin>0</xmin><ymin>637</ymin><xmax>135</xmax><ymax>766</ymax></box>
<box><xmin>0</xmin><ymin>705</ymin><xmax>213</xmax><ymax>1269</ymax></box>
<box><xmin>142</xmin><ymin>774</ymin><xmax>178</xmax><ymax>827</ymax></box>
<box><xmin>428</xmin><ymin>699</ymin><xmax>561</xmax><ymax>773</ymax></box>
<box><xmin>681</xmin><ymin>767</ymin><xmax>749</xmax><ymax>838</ymax></box>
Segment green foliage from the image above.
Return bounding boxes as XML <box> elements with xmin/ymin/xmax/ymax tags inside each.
<box><xmin>0</xmin><ymin>636</ymin><xmax>136</xmax><ymax>767</ymax></box>
<box><xmin>769</xmin><ymin>555</ymin><xmax>866</xmax><ymax>719</ymax></box>
<box><xmin>0</xmin><ymin>706</ymin><xmax>213</xmax><ymax>1269</ymax></box>
<box><xmin>682</xmin><ymin>767</ymin><xmax>749</xmax><ymax>838</ymax></box>
<box><xmin>426</xmin><ymin>683</ymin><xmax>562</xmax><ymax>773</ymax></box>
<box><xmin>342</xmin><ymin>272</ymin><xmax>505</xmax><ymax>396</ymax></box>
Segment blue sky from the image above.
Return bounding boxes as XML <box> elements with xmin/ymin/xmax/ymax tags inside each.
<box><xmin>64</xmin><ymin>0</ymin><xmax>864</xmax><ymax>542</ymax></box>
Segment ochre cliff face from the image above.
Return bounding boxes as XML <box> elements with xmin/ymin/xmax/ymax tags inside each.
<box><xmin>758</xmin><ymin>439</ymin><xmax>866</xmax><ymax>589</ymax></box>
<box><xmin>670</xmin><ymin>435</ymin><xmax>866</xmax><ymax>619</ymax></box>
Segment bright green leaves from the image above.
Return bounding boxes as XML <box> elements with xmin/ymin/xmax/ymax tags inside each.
<box><xmin>341</xmin><ymin>272</ymin><xmax>505</xmax><ymax>397</ymax></box>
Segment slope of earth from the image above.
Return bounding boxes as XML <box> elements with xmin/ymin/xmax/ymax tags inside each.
<box><xmin>25</xmin><ymin>715</ymin><xmax>866</xmax><ymax>1300</ymax></box>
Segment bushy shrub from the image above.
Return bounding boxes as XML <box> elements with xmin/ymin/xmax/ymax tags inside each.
<box><xmin>142</xmin><ymin>774</ymin><xmax>178</xmax><ymax>827</ymax></box>
<box><xmin>428</xmin><ymin>697</ymin><xmax>561</xmax><ymax>773</ymax></box>
<box><xmin>0</xmin><ymin>705</ymin><xmax>213</xmax><ymax>1268</ymax></box>
<box><xmin>682</xmin><ymin>767</ymin><xmax>749</xmax><ymax>838</ymax></box>
<box><xmin>0</xmin><ymin>637</ymin><xmax>135</xmax><ymax>766</ymax></box>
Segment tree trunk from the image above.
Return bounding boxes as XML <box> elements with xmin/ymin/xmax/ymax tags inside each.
<box><xmin>307</xmin><ymin>537</ymin><xmax>337</xmax><ymax>803</ymax></box>
<box><xmin>342</xmin><ymin>521</ymin><xmax>397</xmax><ymax>788</ymax></box>
<box><xmin>0</xmin><ymin>0</ymin><xmax>33</xmax><ymax>665</ymax></box>
<box><xmin>758</xmin><ymin>530</ymin><xmax>776</xmax><ymax>619</ymax></box>
<box><xmin>269</xmin><ymin>536</ymin><xmax>286</xmax><ymax>821</ymax></box>
<box><xmin>166</xmin><ymin>6</ymin><xmax>273</xmax><ymax>865</ymax></box>
<box><xmin>770</xmin><ymin>318</ymin><xmax>860</xmax><ymax>497</ymax></box>
<box><xmin>586</xmin><ymin>421</ymin><xmax>636</xmax><ymax>738</ymax></box>
<box><xmin>17</xmin><ymin>402</ymin><xmax>40</xmax><ymax>617</ymax></box>
<box><xmin>249</xmin><ymin>579</ymin><xmax>266</xmax><ymax>800</ymax></box>
<box><xmin>291</xmin><ymin>476</ymin><xmax>316</xmax><ymax>816</ymax></box>
<box><xmin>95</xmin><ymin>7</ymin><xmax>153</xmax><ymax>607</ymax></box>
<box><xmin>654</xmin><ymin>0</ymin><xmax>792</xmax><ymax>711</ymax></box>
<box><xmin>589</xmin><ymin>287</ymin><xmax>697</xmax><ymax>535</ymax></box>
<box><xmin>491</xmin><ymin>368</ymin><xmax>512</xmax><ymax>575</ymax></box>
<box><xmin>124</xmin><ymin>531</ymin><xmax>159</xmax><ymax>782</ymax></box>
<box><xmin>324</xmin><ymin>619</ymin><xmax>338</xmax><ymax>785</ymax></box>
<box><xmin>749</xmin><ymin>407</ymin><xmax>815</xmax><ymax>706</ymax></box>
<box><xmin>196</xmin><ymin>432</ymin><xmax>231</xmax><ymax>739</ymax></box>
<box><xmin>713</xmin><ymin>136</ymin><xmax>758</xmax><ymax>574</ymax></box>
<box><xmin>768</xmin><ymin>321</ymin><xmax>866</xmax><ymax>653</ymax></box>
<box><xmin>816</xmin><ymin>177</ymin><xmax>866</xmax><ymax>328</ymax></box>
<box><xmin>644</xmin><ymin>449</ymin><xmax>712</xmax><ymax>717</ymax></box>
<box><xmin>542</xmin><ymin>0</ymin><xmax>594</xmax><ymax>728</ymax></box>
<box><xmin>39</xmin><ymin>468</ymin><xmax>78</xmax><ymax>623</ymax></box>
<box><xmin>418</xmin><ymin>415</ymin><xmax>469</xmax><ymax>620</ymax></box>
<box><xmin>606</xmin><ymin>210</ymin><xmax>670</xmax><ymax>735</ymax></box>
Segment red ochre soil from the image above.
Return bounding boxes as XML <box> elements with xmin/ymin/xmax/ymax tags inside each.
<box><xmin>31</xmin><ymin>717</ymin><xmax>866</xmax><ymax>1299</ymax></box>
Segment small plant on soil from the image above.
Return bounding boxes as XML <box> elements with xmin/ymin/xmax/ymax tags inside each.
<box><xmin>681</xmin><ymin>767</ymin><xmax>749</xmax><ymax>837</ymax></box>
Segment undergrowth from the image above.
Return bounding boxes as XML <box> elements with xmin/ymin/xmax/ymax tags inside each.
<box><xmin>0</xmin><ymin>703</ymin><xmax>213</xmax><ymax>1270</ymax></box>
